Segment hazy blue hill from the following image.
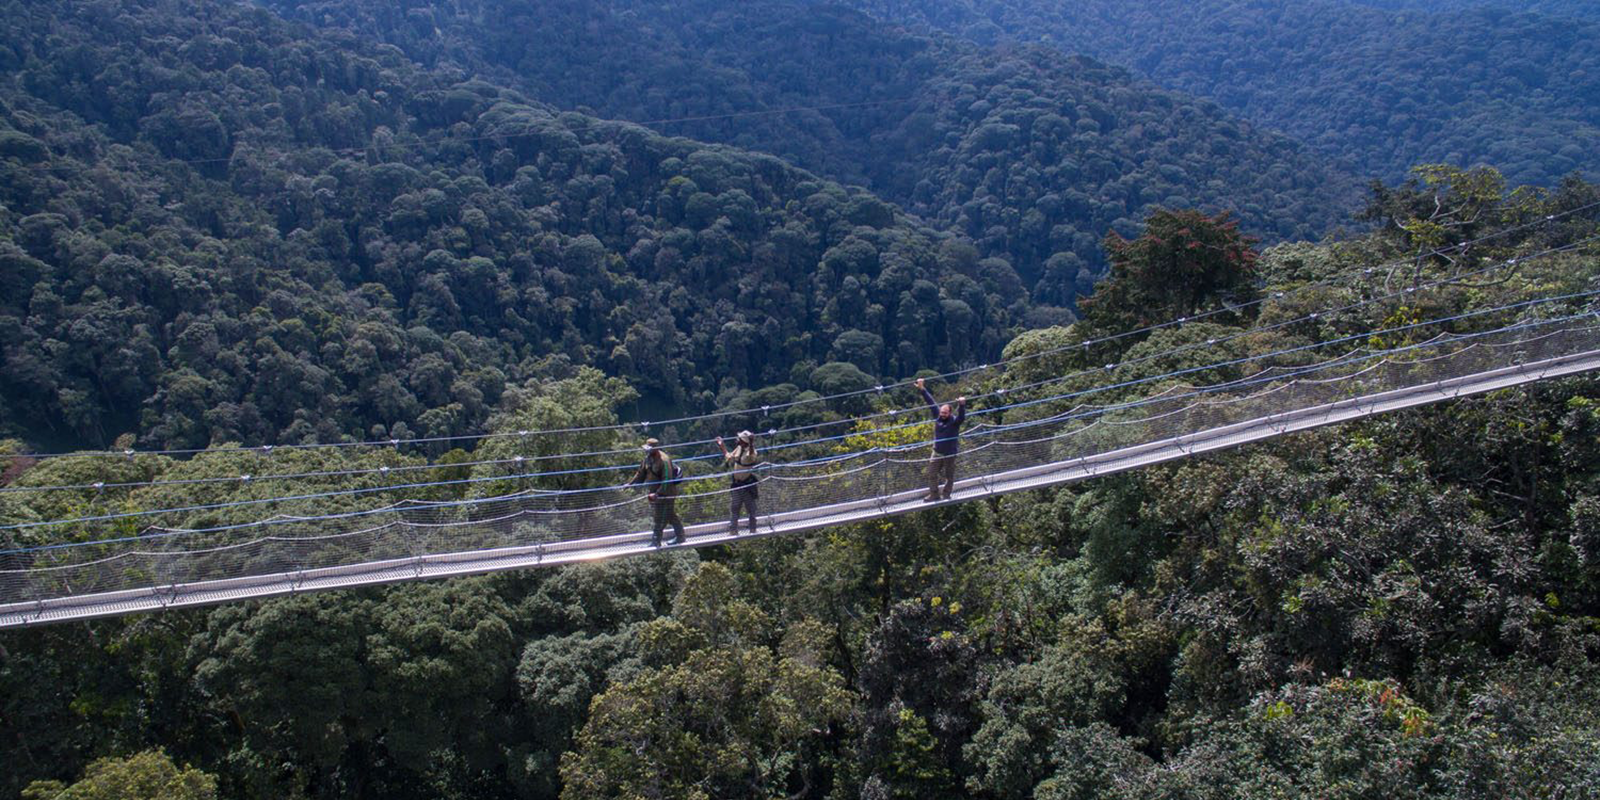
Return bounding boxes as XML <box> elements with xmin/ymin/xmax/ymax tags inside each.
<box><xmin>1342</xmin><ymin>0</ymin><xmax>1600</xmax><ymax>20</ymax></box>
<box><xmin>259</xmin><ymin>0</ymin><xmax>1363</xmax><ymax>294</ymax></box>
<box><xmin>834</xmin><ymin>0</ymin><xmax>1600</xmax><ymax>187</ymax></box>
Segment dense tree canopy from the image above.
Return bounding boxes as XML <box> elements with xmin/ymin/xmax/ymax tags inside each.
<box><xmin>22</xmin><ymin>750</ymin><xmax>218</xmax><ymax>800</ymax></box>
<box><xmin>1347</xmin><ymin>0</ymin><xmax>1600</xmax><ymax>20</ymax></box>
<box><xmin>0</xmin><ymin>0</ymin><xmax>1028</xmax><ymax>452</ymax></box>
<box><xmin>260</xmin><ymin>0</ymin><xmax>1361</xmax><ymax>291</ymax></box>
<box><xmin>4</xmin><ymin>1</ymin><xmax>1600</xmax><ymax>799</ymax></box>
<box><xmin>1077</xmin><ymin>209</ymin><xmax>1259</xmax><ymax>335</ymax></box>
<box><xmin>837</xmin><ymin>0</ymin><xmax>1600</xmax><ymax>187</ymax></box>
<box><xmin>6</xmin><ymin>170</ymin><xmax>1599</xmax><ymax>799</ymax></box>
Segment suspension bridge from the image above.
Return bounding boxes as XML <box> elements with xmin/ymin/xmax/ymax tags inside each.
<box><xmin>3</xmin><ymin>231</ymin><xmax>1599</xmax><ymax>628</ymax></box>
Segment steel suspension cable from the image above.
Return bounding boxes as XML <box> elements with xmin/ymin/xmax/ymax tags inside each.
<box><xmin>7</xmin><ymin>233</ymin><xmax>1596</xmax><ymax>493</ymax></box>
<box><xmin>5</xmin><ymin>290</ymin><xmax>1594</xmax><ymax>538</ymax></box>
<box><xmin>13</xmin><ymin>202</ymin><xmax>1597</xmax><ymax>463</ymax></box>
<box><xmin>4</xmin><ymin>308</ymin><xmax>1588</xmax><ymax>560</ymax></box>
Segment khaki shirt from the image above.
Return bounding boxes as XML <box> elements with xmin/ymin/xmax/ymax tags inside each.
<box><xmin>726</xmin><ymin>444</ymin><xmax>758</xmax><ymax>484</ymax></box>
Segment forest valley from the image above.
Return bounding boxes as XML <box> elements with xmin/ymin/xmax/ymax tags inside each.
<box><xmin>4</xmin><ymin>0</ymin><xmax>1600</xmax><ymax>799</ymax></box>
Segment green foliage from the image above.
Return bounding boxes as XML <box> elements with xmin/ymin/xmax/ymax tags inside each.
<box><xmin>558</xmin><ymin>563</ymin><xmax>852</xmax><ymax>799</ymax></box>
<box><xmin>5</xmin><ymin>2</ymin><xmax>1600</xmax><ymax>798</ymax></box>
<box><xmin>0</xmin><ymin>0</ymin><xmax>1018</xmax><ymax>452</ymax></box>
<box><xmin>180</xmin><ymin>578</ymin><xmax>529</xmax><ymax>797</ymax></box>
<box><xmin>1079</xmin><ymin>209</ymin><xmax>1259</xmax><ymax>335</ymax></box>
<box><xmin>469</xmin><ymin>367</ymin><xmax>639</xmax><ymax>495</ymax></box>
<box><xmin>515</xmin><ymin>627</ymin><xmax>641</xmax><ymax>796</ymax></box>
<box><xmin>22</xmin><ymin>750</ymin><xmax>217</xmax><ymax>800</ymax></box>
<box><xmin>840</xmin><ymin>0</ymin><xmax>1600</xmax><ymax>187</ymax></box>
<box><xmin>261</xmin><ymin>0</ymin><xmax>1358</xmax><ymax>297</ymax></box>
<box><xmin>858</xmin><ymin>597</ymin><xmax>985</xmax><ymax>796</ymax></box>
<box><xmin>1353</xmin><ymin>0</ymin><xmax>1600</xmax><ymax>19</ymax></box>
<box><xmin>965</xmin><ymin>635</ymin><xmax>1129</xmax><ymax>796</ymax></box>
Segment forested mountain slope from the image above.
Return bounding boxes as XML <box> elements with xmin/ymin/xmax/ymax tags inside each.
<box><xmin>837</xmin><ymin>0</ymin><xmax>1600</xmax><ymax>187</ymax></box>
<box><xmin>6</xmin><ymin>2</ymin><xmax>1600</xmax><ymax>798</ymax></box>
<box><xmin>0</xmin><ymin>0</ymin><xmax>1031</xmax><ymax>451</ymax></box>
<box><xmin>6</xmin><ymin>171</ymin><xmax>1600</xmax><ymax>800</ymax></box>
<box><xmin>1347</xmin><ymin>0</ymin><xmax>1600</xmax><ymax>20</ymax></box>
<box><xmin>259</xmin><ymin>0</ymin><xmax>1362</xmax><ymax>294</ymax></box>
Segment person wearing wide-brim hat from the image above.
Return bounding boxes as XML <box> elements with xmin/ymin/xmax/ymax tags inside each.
<box><xmin>716</xmin><ymin>430</ymin><xmax>761</xmax><ymax>535</ymax></box>
<box><xmin>627</xmin><ymin>437</ymin><xmax>685</xmax><ymax>546</ymax></box>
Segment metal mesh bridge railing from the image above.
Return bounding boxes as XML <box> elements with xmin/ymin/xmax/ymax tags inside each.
<box><xmin>4</xmin><ymin>317</ymin><xmax>1600</xmax><ymax>626</ymax></box>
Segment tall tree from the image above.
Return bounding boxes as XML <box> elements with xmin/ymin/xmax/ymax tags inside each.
<box><xmin>1078</xmin><ymin>209</ymin><xmax>1259</xmax><ymax>335</ymax></box>
<box><xmin>22</xmin><ymin>750</ymin><xmax>218</xmax><ymax>800</ymax></box>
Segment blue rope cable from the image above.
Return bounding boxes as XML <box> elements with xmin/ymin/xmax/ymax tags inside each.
<box><xmin>14</xmin><ymin>205</ymin><xmax>1596</xmax><ymax>462</ymax></box>
<box><xmin>9</xmin><ymin>234</ymin><xmax>1596</xmax><ymax>493</ymax></box>
<box><xmin>6</xmin><ymin>295</ymin><xmax>1593</xmax><ymax>536</ymax></box>
<box><xmin>4</xmin><ymin>292</ymin><xmax>1592</xmax><ymax>542</ymax></box>
<box><xmin>2</xmin><ymin>309</ymin><xmax>1586</xmax><ymax>557</ymax></box>
<box><xmin>964</xmin><ymin>321</ymin><xmax>1573</xmax><ymax>439</ymax></box>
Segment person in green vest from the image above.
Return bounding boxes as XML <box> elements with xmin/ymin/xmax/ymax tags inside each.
<box><xmin>627</xmin><ymin>437</ymin><xmax>686</xmax><ymax>547</ymax></box>
<box><xmin>717</xmin><ymin>430</ymin><xmax>760</xmax><ymax>535</ymax></box>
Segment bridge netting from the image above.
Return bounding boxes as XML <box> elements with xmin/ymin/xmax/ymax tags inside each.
<box><xmin>2</xmin><ymin>310</ymin><xmax>1598</xmax><ymax>625</ymax></box>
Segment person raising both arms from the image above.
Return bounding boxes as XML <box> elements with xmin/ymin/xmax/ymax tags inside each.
<box><xmin>626</xmin><ymin>437</ymin><xmax>686</xmax><ymax>547</ymax></box>
<box><xmin>916</xmin><ymin>377</ymin><xmax>966</xmax><ymax>502</ymax></box>
<box><xmin>716</xmin><ymin>430</ymin><xmax>760</xmax><ymax>535</ymax></box>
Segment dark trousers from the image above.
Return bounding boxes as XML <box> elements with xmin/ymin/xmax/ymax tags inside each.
<box><xmin>652</xmin><ymin>495</ymin><xmax>685</xmax><ymax>544</ymax></box>
<box><xmin>927</xmin><ymin>453</ymin><xmax>957</xmax><ymax>499</ymax></box>
<box><xmin>729</xmin><ymin>481</ymin><xmax>758</xmax><ymax>533</ymax></box>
